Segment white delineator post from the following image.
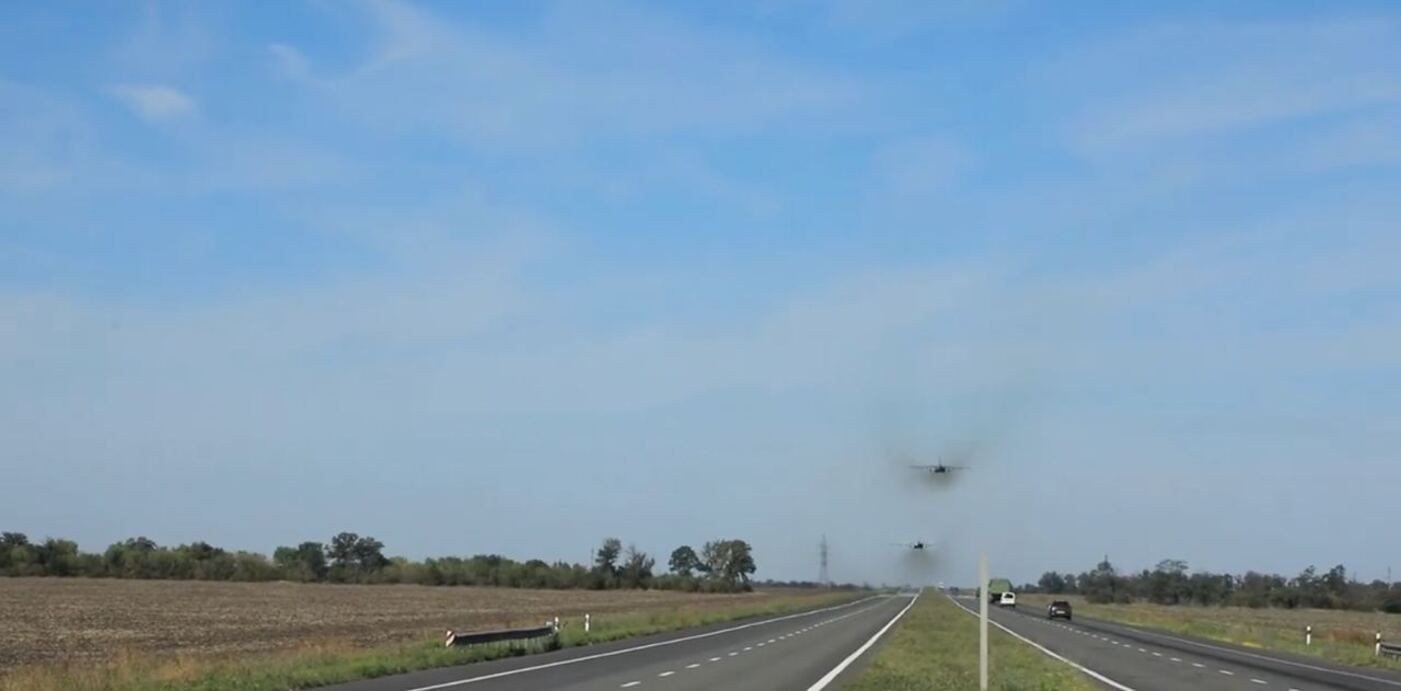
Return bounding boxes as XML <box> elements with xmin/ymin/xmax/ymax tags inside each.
<box><xmin>1306</xmin><ymin>625</ymin><xmax>1312</xmax><ymax>647</ymax></box>
<box><xmin>585</xmin><ymin>613</ymin><xmax>591</xmax><ymax>632</ymax></box>
<box><xmin>979</xmin><ymin>552</ymin><xmax>989</xmax><ymax>691</ymax></box>
<box><xmin>1378</xmin><ymin>632</ymin><xmax>1384</xmax><ymax>657</ymax></box>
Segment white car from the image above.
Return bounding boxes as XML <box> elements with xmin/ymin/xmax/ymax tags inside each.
<box><xmin>998</xmin><ymin>592</ymin><xmax>1017</xmax><ymax>608</ymax></box>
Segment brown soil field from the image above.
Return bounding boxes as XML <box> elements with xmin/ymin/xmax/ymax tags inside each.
<box><xmin>0</xmin><ymin>578</ymin><xmax>823</xmax><ymax>669</ymax></box>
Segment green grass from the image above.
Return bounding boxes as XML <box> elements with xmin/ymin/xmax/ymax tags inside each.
<box><xmin>1</xmin><ymin>591</ymin><xmax>865</xmax><ymax>691</ymax></box>
<box><xmin>1019</xmin><ymin>594</ymin><xmax>1401</xmax><ymax>672</ymax></box>
<box><xmin>846</xmin><ymin>594</ymin><xmax>1099</xmax><ymax>691</ymax></box>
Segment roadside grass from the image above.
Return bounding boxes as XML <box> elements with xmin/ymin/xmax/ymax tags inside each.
<box><xmin>846</xmin><ymin>594</ymin><xmax>1099</xmax><ymax>691</ymax></box>
<box><xmin>1019</xmin><ymin>594</ymin><xmax>1401</xmax><ymax>671</ymax></box>
<box><xmin>0</xmin><ymin>590</ymin><xmax>864</xmax><ymax>691</ymax></box>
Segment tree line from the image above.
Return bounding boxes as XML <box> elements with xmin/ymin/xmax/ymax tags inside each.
<box><xmin>0</xmin><ymin>531</ymin><xmax>765</xmax><ymax>592</ymax></box>
<box><xmin>1026</xmin><ymin>557</ymin><xmax>1401</xmax><ymax>613</ymax></box>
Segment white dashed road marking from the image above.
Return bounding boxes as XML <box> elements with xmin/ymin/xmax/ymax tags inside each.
<box><xmin>1250</xmin><ymin>679</ymin><xmax>1268</xmax><ymax>685</ymax></box>
<box><xmin>658</xmin><ymin>671</ymin><xmax>674</xmax><ymax>678</ymax></box>
<box><xmin>685</xmin><ymin>663</ymin><xmax>699</xmax><ymax>669</ymax></box>
<box><xmin>1220</xmin><ymin>670</ymin><xmax>1236</xmax><ymax>676</ymax></box>
<box><xmin>620</xmin><ymin>683</ymin><xmax>640</xmax><ymax>688</ymax></box>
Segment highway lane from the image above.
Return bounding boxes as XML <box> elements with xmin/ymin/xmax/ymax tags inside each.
<box><xmin>951</xmin><ymin>596</ymin><xmax>1401</xmax><ymax>691</ymax></box>
<box><xmin>325</xmin><ymin>593</ymin><xmax>916</xmax><ymax>691</ymax></box>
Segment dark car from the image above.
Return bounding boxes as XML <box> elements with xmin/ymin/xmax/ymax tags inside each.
<box><xmin>1047</xmin><ymin>600</ymin><xmax>1072</xmax><ymax>620</ymax></box>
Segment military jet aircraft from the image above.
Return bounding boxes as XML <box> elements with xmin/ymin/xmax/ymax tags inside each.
<box><xmin>891</xmin><ymin>540</ymin><xmax>933</xmax><ymax>550</ymax></box>
<box><xmin>909</xmin><ymin>461</ymin><xmax>968</xmax><ymax>475</ymax></box>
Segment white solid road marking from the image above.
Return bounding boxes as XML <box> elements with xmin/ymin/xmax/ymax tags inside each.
<box><xmin>1101</xmin><ymin>620</ymin><xmax>1401</xmax><ymax>687</ymax></box>
<box><xmin>947</xmin><ymin>597</ymin><xmax>1138</xmax><ymax>691</ymax></box>
<box><xmin>395</xmin><ymin>596</ymin><xmax>883</xmax><ymax>691</ymax></box>
<box><xmin>805</xmin><ymin>594</ymin><xmax>920</xmax><ymax>691</ymax></box>
<box><xmin>658</xmin><ymin>671</ymin><xmax>674</xmax><ymax>677</ymax></box>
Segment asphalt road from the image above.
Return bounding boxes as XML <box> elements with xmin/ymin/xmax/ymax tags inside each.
<box><xmin>951</xmin><ymin>596</ymin><xmax>1401</xmax><ymax>691</ymax></box>
<box><xmin>324</xmin><ymin>593</ymin><xmax>916</xmax><ymax>691</ymax></box>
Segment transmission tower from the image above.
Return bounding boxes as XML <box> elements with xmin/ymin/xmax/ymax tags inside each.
<box><xmin>819</xmin><ymin>534</ymin><xmax>830</xmax><ymax>586</ymax></box>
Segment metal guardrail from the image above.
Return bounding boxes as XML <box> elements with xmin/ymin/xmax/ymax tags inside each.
<box><xmin>1378</xmin><ymin>635</ymin><xmax>1401</xmax><ymax>658</ymax></box>
<box><xmin>445</xmin><ymin>623</ymin><xmax>558</xmax><ymax>648</ymax></box>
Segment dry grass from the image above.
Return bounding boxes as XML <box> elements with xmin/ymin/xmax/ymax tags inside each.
<box><xmin>0</xmin><ymin>578</ymin><xmax>833</xmax><ymax>669</ymax></box>
<box><xmin>1019</xmin><ymin>594</ymin><xmax>1401</xmax><ymax>670</ymax></box>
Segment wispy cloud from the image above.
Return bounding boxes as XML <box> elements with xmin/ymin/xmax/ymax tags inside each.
<box><xmin>267</xmin><ymin>43</ymin><xmax>310</xmax><ymax>80</ymax></box>
<box><xmin>1051</xmin><ymin>18</ymin><xmax>1401</xmax><ymax>155</ymax></box>
<box><xmin>321</xmin><ymin>0</ymin><xmax>868</xmax><ymax>150</ymax></box>
<box><xmin>107</xmin><ymin>83</ymin><xmax>195</xmax><ymax>122</ymax></box>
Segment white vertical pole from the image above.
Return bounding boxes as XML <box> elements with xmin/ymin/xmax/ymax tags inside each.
<box><xmin>585</xmin><ymin>613</ymin><xmax>591</xmax><ymax>632</ymax></box>
<box><xmin>1306</xmin><ymin>625</ymin><xmax>1311</xmax><ymax>646</ymax></box>
<box><xmin>979</xmin><ymin>552</ymin><xmax>989</xmax><ymax>691</ymax></box>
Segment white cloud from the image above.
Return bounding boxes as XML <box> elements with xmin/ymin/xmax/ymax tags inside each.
<box><xmin>319</xmin><ymin>0</ymin><xmax>868</xmax><ymax>150</ymax></box>
<box><xmin>107</xmin><ymin>83</ymin><xmax>195</xmax><ymax>122</ymax></box>
<box><xmin>267</xmin><ymin>43</ymin><xmax>310</xmax><ymax>80</ymax></box>
<box><xmin>1049</xmin><ymin>18</ymin><xmax>1401</xmax><ymax>155</ymax></box>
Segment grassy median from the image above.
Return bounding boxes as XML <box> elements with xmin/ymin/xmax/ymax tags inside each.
<box><xmin>846</xmin><ymin>594</ymin><xmax>1098</xmax><ymax>691</ymax></box>
<box><xmin>1019</xmin><ymin>594</ymin><xmax>1401</xmax><ymax>672</ymax></box>
<box><xmin>0</xmin><ymin>590</ymin><xmax>866</xmax><ymax>691</ymax></box>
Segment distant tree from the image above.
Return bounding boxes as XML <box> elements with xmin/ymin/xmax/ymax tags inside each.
<box><xmin>1384</xmin><ymin>591</ymin><xmax>1401</xmax><ymax>615</ymax></box>
<box><xmin>700</xmin><ymin>539</ymin><xmax>756</xmax><ymax>592</ymax></box>
<box><xmin>1083</xmin><ymin>557</ymin><xmax>1120</xmax><ymax>604</ymax></box>
<box><xmin>669</xmin><ymin>546</ymin><xmax>700</xmax><ymax>577</ymax></box>
<box><xmin>324</xmin><ymin>533</ymin><xmax>387</xmax><ymax>581</ymax></box>
<box><xmin>274</xmin><ymin>541</ymin><xmax>328</xmax><ymax>581</ymax></box>
<box><xmin>595</xmin><ymin>537</ymin><xmax>622</xmax><ymax>575</ymax></box>
<box><xmin>186</xmin><ymin>541</ymin><xmax>226</xmax><ymax>561</ymax></box>
<box><xmin>0</xmin><ymin>532</ymin><xmax>30</xmax><ymax>572</ymax></box>
<box><xmin>352</xmin><ymin>536</ymin><xmax>388</xmax><ymax>571</ymax></box>
<box><xmin>326</xmin><ymin>533</ymin><xmax>360</xmax><ymax>570</ymax></box>
<box><xmin>1322</xmin><ymin>565</ymin><xmax>1348</xmax><ymax>599</ymax></box>
<box><xmin>620</xmin><ymin>545</ymin><xmax>655</xmax><ymax>589</ymax></box>
<box><xmin>1038</xmin><ymin>571</ymin><xmax>1067</xmax><ymax>594</ymax></box>
<box><xmin>34</xmin><ymin>538</ymin><xmax>80</xmax><ymax>576</ymax></box>
<box><xmin>1147</xmin><ymin>559</ymin><xmax>1189</xmax><ymax>605</ymax></box>
<box><xmin>104</xmin><ymin>537</ymin><xmax>159</xmax><ymax>578</ymax></box>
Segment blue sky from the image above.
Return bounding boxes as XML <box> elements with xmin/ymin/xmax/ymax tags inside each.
<box><xmin>3</xmin><ymin>1</ymin><xmax>1400</xmax><ymax>586</ymax></box>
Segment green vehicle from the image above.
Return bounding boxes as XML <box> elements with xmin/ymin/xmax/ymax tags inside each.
<box><xmin>986</xmin><ymin>578</ymin><xmax>1013</xmax><ymax>603</ymax></box>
